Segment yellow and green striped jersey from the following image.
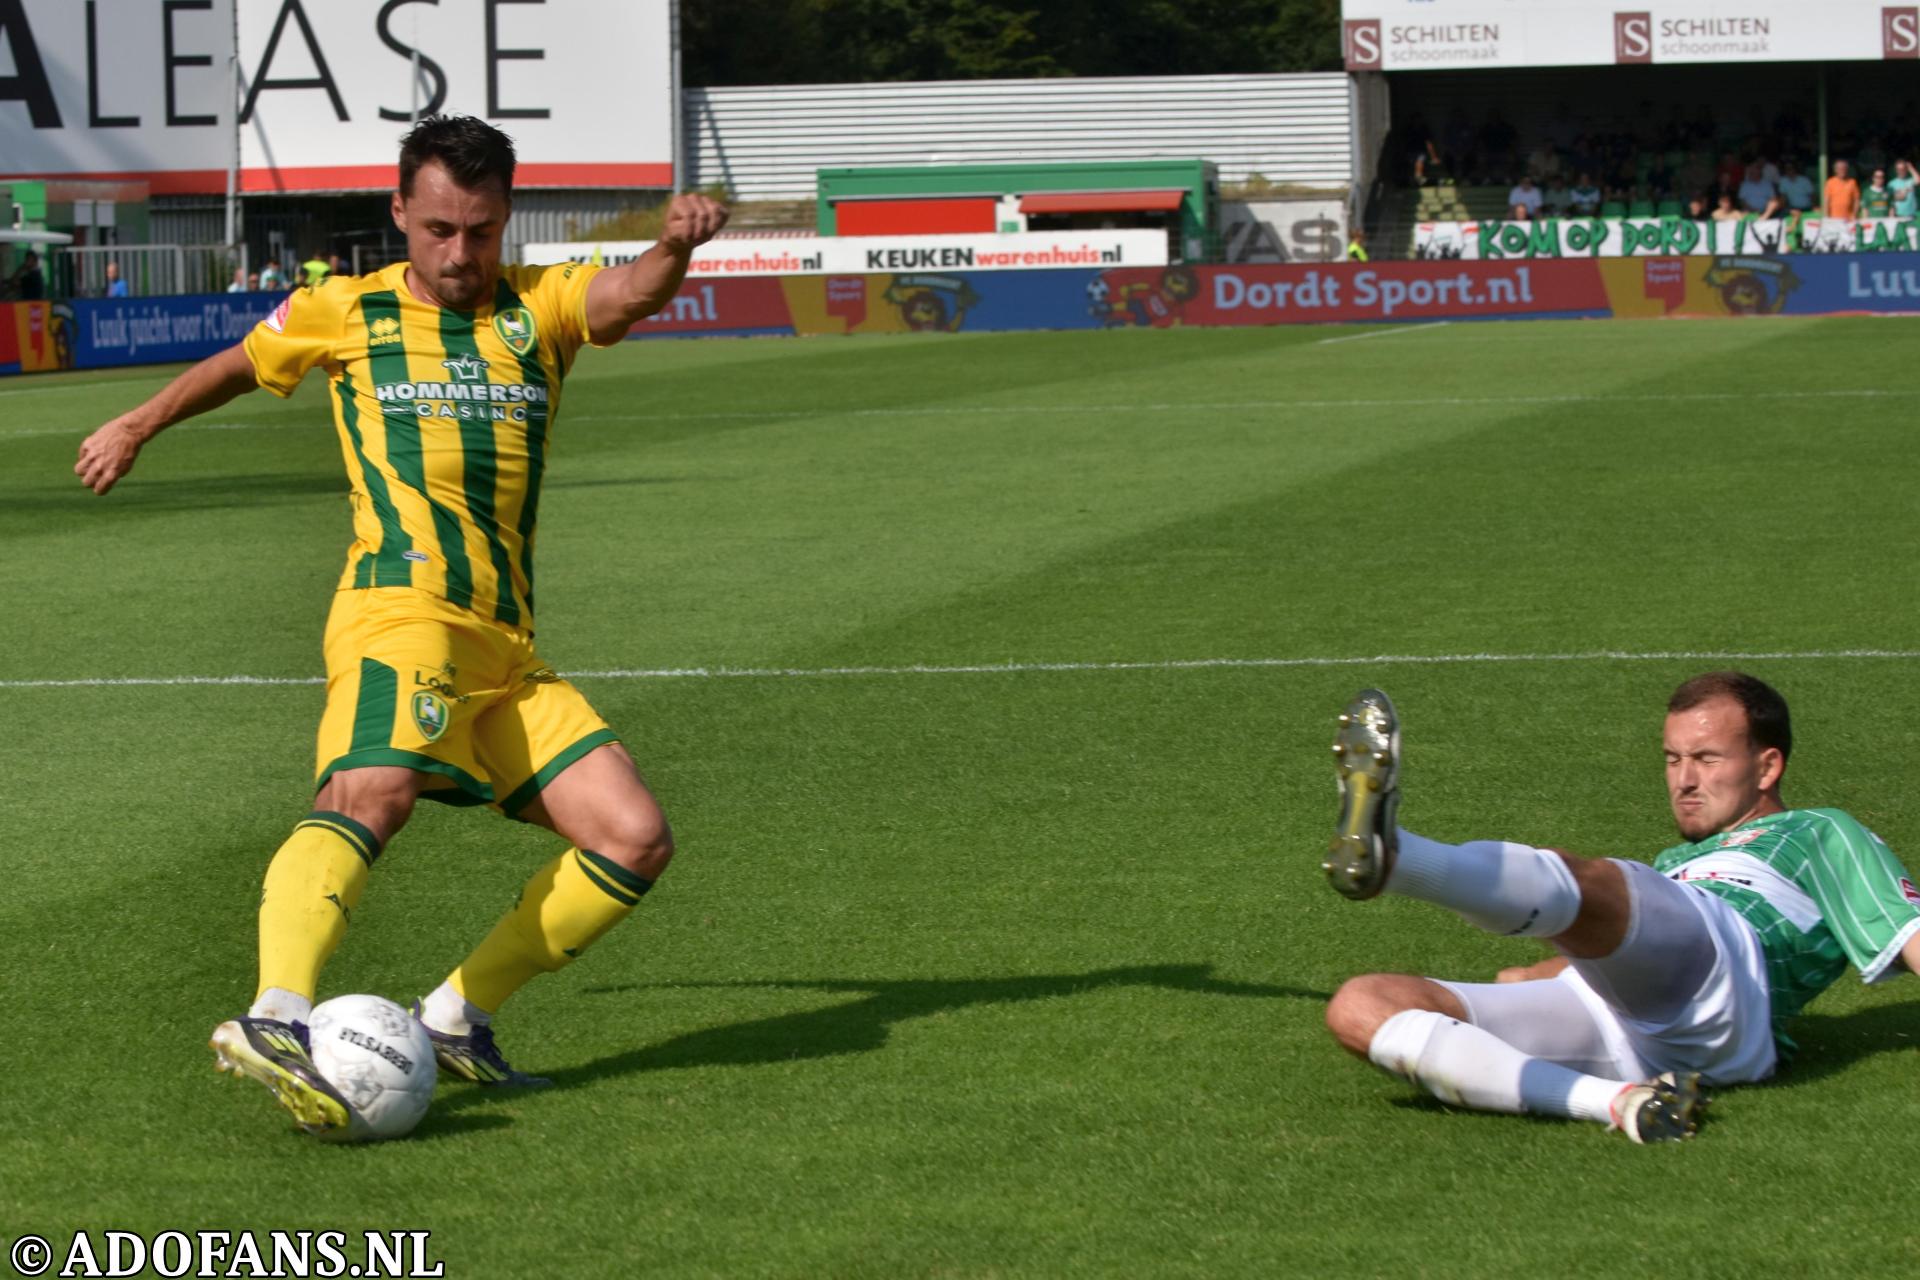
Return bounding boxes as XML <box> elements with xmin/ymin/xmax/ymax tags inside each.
<box><xmin>1654</xmin><ymin>808</ymin><xmax>1920</xmax><ymax>1052</ymax></box>
<box><xmin>243</xmin><ymin>260</ymin><xmax>608</xmax><ymax>630</ymax></box>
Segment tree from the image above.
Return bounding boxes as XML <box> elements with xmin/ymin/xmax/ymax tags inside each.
<box><xmin>680</xmin><ymin>0</ymin><xmax>1342</xmax><ymax>87</ymax></box>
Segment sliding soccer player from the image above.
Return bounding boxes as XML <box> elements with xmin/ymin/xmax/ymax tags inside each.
<box><xmin>1322</xmin><ymin>672</ymin><xmax>1920</xmax><ymax>1141</ymax></box>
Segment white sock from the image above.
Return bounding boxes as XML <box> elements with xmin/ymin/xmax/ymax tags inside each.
<box><xmin>1387</xmin><ymin>830</ymin><xmax>1582</xmax><ymax>937</ymax></box>
<box><xmin>418</xmin><ymin>981</ymin><xmax>490</xmax><ymax>1036</ymax></box>
<box><xmin>248</xmin><ymin>987</ymin><xmax>313</xmax><ymax>1025</ymax></box>
<box><xmin>1369</xmin><ymin>1009</ymin><xmax>1624</xmax><ymax>1123</ymax></box>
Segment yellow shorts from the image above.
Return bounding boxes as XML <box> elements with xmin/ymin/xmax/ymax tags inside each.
<box><xmin>314</xmin><ymin>587</ymin><xmax>617</xmax><ymax>818</ymax></box>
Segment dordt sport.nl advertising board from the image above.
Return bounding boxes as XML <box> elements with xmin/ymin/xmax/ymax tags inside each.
<box><xmin>0</xmin><ymin>0</ymin><xmax>672</xmax><ymax>192</ymax></box>
<box><xmin>1341</xmin><ymin>0</ymin><xmax>1920</xmax><ymax>70</ymax></box>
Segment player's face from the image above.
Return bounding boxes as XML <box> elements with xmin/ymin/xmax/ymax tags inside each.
<box><xmin>392</xmin><ymin>160</ymin><xmax>510</xmax><ymax>311</ymax></box>
<box><xmin>1663</xmin><ymin>697</ymin><xmax>1780</xmax><ymax>841</ymax></box>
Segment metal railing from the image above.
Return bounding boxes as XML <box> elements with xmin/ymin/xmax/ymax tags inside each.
<box><xmin>53</xmin><ymin>243</ymin><xmax>250</xmax><ymax>298</ymax></box>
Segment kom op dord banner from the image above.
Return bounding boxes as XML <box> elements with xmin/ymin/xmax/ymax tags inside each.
<box><xmin>1417</xmin><ymin>218</ymin><xmax>1920</xmax><ymax>260</ymax></box>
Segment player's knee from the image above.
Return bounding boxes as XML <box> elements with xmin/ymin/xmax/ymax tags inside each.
<box><xmin>1326</xmin><ymin>975</ymin><xmax>1396</xmax><ymax>1057</ymax></box>
<box><xmin>595</xmin><ymin>807</ymin><xmax>675</xmax><ymax>880</ymax></box>
<box><xmin>314</xmin><ymin>768</ymin><xmax>418</xmax><ymax>843</ymax></box>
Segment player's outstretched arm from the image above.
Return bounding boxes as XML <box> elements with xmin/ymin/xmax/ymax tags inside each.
<box><xmin>583</xmin><ymin>192</ymin><xmax>730</xmax><ymax>344</ymax></box>
<box><xmin>74</xmin><ymin>342</ymin><xmax>259</xmax><ymax>495</ymax></box>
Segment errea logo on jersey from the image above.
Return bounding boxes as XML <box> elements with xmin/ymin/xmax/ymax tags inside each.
<box><xmin>1900</xmin><ymin>878</ymin><xmax>1920</xmax><ymax>906</ymax></box>
<box><xmin>1720</xmin><ymin>829</ymin><xmax>1763</xmax><ymax>847</ymax></box>
<box><xmin>368</xmin><ymin>316</ymin><xmax>402</xmax><ymax>347</ymax></box>
<box><xmin>264</xmin><ymin>296</ymin><xmax>292</xmax><ymax>334</ymax></box>
<box><xmin>442</xmin><ymin>353</ymin><xmax>491</xmax><ymax>381</ymax></box>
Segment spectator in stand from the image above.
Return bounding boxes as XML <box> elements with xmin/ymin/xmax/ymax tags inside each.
<box><xmin>1861</xmin><ymin>167</ymin><xmax>1894</xmax><ymax>219</ymax></box>
<box><xmin>1891</xmin><ymin>159</ymin><xmax>1918</xmax><ymax>217</ymax></box>
<box><xmin>1711</xmin><ymin>192</ymin><xmax>1745</xmax><ymax>222</ymax></box>
<box><xmin>104</xmin><ymin>261</ymin><xmax>129</xmax><ymax>298</ymax></box>
<box><xmin>1345</xmin><ymin>229</ymin><xmax>1369</xmax><ymax>263</ymax></box>
<box><xmin>248</xmin><ymin>271</ymin><xmax>261</xmax><ymax>290</ymax></box>
<box><xmin>258</xmin><ymin>261</ymin><xmax>283</xmax><ymax>292</ymax></box>
<box><xmin>6</xmin><ymin>250</ymin><xmax>46</xmax><ymax>300</ymax></box>
<box><xmin>1737</xmin><ymin>162</ymin><xmax>1784</xmax><ymax>218</ymax></box>
<box><xmin>1777</xmin><ymin>160</ymin><xmax>1816</xmax><ymax>213</ymax></box>
<box><xmin>1715</xmin><ymin>152</ymin><xmax>1746</xmax><ymax>197</ymax></box>
<box><xmin>1685</xmin><ymin>194</ymin><xmax>1711</xmax><ymax>220</ymax></box>
<box><xmin>1568</xmin><ymin>172</ymin><xmax>1603</xmax><ymax>217</ymax></box>
<box><xmin>301</xmin><ymin>253</ymin><xmax>330</xmax><ymax>287</ymax></box>
<box><xmin>227</xmin><ymin>266</ymin><xmax>249</xmax><ymax>294</ymax></box>
<box><xmin>1507</xmin><ymin>176</ymin><xmax>1544</xmax><ymax>220</ymax></box>
<box><xmin>1824</xmin><ymin>160</ymin><xmax>1861</xmax><ymax>219</ymax></box>
<box><xmin>1414</xmin><ymin>138</ymin><xmax>1450</xmax><ymax>186</ymax></box>
<box><xmin>1541</xmin><ymin>174</ymin><xmax>1572</xmax><ymax>217</ymax></box>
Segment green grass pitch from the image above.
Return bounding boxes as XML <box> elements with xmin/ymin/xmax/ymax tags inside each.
<box><xmin>3</xmin><ymin>316</ymin><xmax>1919</xmax><ymax>1276</ymax></box>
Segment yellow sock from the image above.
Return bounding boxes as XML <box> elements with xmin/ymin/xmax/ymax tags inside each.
<box><xmin>451</xmin><ymin>847</ymin><xmax>650</xmax><ymax>1014</ymax></box>
<box><xmin>254</xmin><ymin>811</ymin><xmax>379</xmax><ymax>1004</ymax></box>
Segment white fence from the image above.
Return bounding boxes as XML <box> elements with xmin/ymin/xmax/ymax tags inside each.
<box><xmin>57</xmin><ymin>244</ymin><xmax>247</xmax><ymax>297</ymax></box>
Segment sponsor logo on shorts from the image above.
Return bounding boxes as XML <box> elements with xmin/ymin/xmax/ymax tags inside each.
<box><xmin>413</xmin><ymin>663</ymin><xmax>468</xmax><ymax>705</ymax></box>
<box><xmin>402</xmin><ymin>549</ymin><xmax>430</xmax><ymax>563</ymax></box>
<box><xmin>411</xmin><ymin>691</ymin><xmax>450</xmax><ymax>742</ymax></box>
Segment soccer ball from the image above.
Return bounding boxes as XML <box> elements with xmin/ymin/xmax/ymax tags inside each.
<box><xmin>307</xmin><ymin>994</ymin><xmax>437</xmax><ymax>1142</ymax></box>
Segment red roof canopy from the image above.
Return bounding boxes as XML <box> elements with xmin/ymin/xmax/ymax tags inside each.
<box><xmin>1018</xmin><ymin>190</ymin><xmax>1185</xmax><ymax>214</ymax></box>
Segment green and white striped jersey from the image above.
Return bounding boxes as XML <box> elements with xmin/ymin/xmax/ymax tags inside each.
<box><xmin>1654</xmin><ymin>808</ymin><xmax>1920</xmax><ymax>1051</ymax></box>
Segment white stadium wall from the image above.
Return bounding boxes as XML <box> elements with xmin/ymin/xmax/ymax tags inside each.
<box><xmin>0</xmin><ymin>0</ymin><xmax>673</xmax><ymax>193</ymax></box>
<box><xmin>683</xmin><ymin>74</ymin><xmax>1358</xmax><ymax>203</ymax></box>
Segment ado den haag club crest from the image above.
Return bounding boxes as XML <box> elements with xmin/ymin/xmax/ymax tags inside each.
<box><xmin>493</xmin><ymin>305</ymin><xmax>538</xmax><ymax>356</ymax></box>
<box><xmin>411</xmin><ymin>691</ymin><xmax>450</xmax><ymax>742</ymax></box>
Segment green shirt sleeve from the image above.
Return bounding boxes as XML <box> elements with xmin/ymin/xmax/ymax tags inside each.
<box><xmin>1798</xmin><ymin>810</ymin><xmax>1920</xmax><ymax>983</ymax></box>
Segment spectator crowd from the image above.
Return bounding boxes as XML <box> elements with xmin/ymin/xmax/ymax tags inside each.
<box><xmin>1405</xmin><ymin>100</ymin><xmax>1920</xmax><ymax>222</ymax></box>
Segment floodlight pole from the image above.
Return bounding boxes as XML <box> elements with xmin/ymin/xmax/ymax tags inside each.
<box><xmin>224</xmin><ymin>0</ymin><xmax>242</xmax><ymax>252</ymax></box>
<box><xmin>1816</xmin><ymin>66</ymin><xmax>1829</xmax><ymax>186</ymax></box>
<box><xmin>670</xmin><ymin>0</ymin><xmax>685</xmax><ymax>193</ymax></box>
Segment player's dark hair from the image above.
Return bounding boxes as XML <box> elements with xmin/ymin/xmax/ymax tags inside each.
<box><xmin>398</xmin><ymin>115</ymin><xmax>516</xmax><ymax>199</ymax></box>
<box><xmin>1668</xmin><ymin>671</ymin><xmax>1792</xmax><ymax>765</ymax></box>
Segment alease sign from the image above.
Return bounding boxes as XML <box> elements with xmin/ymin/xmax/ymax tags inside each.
<box><xmin>0</xmin><ymin>0</ymin><xmax>671</xmax><ymax>192</ymax></box>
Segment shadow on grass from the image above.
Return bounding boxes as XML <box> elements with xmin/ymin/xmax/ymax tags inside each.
<box><xmin>1755</xmin><ymin>1001</ymin><xmax>1920</xmax><ymax>1086</ymax></box>
<box><xmin>440</xmin><ymin>963</ymin><xmax>1321</xmax><ymax>1111</ymax></box>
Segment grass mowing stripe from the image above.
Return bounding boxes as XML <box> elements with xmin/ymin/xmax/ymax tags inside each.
<box><xmin>561</xmin><ymin>385</ymin><xmax>1912</xmax><ymax>425</ymax></box>
<box><xmin>7</xmin><ymin>647</ymin><xmax>1920</xmax><ymax>689</ymax></box>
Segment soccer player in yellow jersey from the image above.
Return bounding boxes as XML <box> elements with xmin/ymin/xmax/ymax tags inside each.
<box><xmin>74</xmin><ymin>116</ymin><xmax>728</xmax><ymax>1137</ymax></box>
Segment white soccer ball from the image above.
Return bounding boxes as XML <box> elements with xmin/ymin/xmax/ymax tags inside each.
<box><xmin>307</xmin><ymin>994</ymin><xmax>437</xmax><ymax>1142</ymax></box>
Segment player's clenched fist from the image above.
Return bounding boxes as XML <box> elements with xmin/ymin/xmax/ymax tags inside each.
<box><xmin>75</xmin><ymin>419</ymin><xmax>144</xmax><ymax>495</ymax></box>
<box><xmin>658</xmin><ymin>192</ymin><xmax>730</xmax><ymax>253</ymax></box>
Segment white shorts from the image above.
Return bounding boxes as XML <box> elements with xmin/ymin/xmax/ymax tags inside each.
<box><xmin>1438</xmin><ymin>860</ymin><xmax>1778</xmax><ymax>1085</ymax></box>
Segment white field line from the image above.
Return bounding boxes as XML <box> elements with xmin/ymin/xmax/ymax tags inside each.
<box><xmin>1315</xmin><ymin>321</ymin><xmax>1451</xmax><ymax>346</ymax></box>
<box><xmin>5</xmin><ymin>648</ymin><xmax>1919</xmax><ymax>691</ymax></box>
<box><xmin>2</xmin><ymin>386</ymin><xmax>1908</xmax><ymax>442</ymax></box>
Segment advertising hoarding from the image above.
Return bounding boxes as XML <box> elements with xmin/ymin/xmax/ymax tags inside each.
<box><xmin>521</xmin><ymin>232</ymin><xmax>1172</xmax><ymax>277</ymax></box>
<box><xmin>1341</xmin><ymin>1</ymin><xmax>1920</xmax><ymax>70</ymax></box>
<box><xmin>9</xmin><ymin>255</ymin><xmax>1917</xmax><ymax>376</ymax></box>
<box><xmin>0</xmin><ymin>0</ymin><xmax>672</xmax><ymax>193</ymax></box>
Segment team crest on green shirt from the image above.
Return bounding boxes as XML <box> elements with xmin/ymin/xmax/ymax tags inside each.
<box><xmin>493</xmin><ymin>305</ymin><xmax>538</xmax><ymax>356</ymax></box>
<box><xmin>411</xmin><ymin>691</ymin><xmax>450</xmax><ymax>742</ymax></box>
